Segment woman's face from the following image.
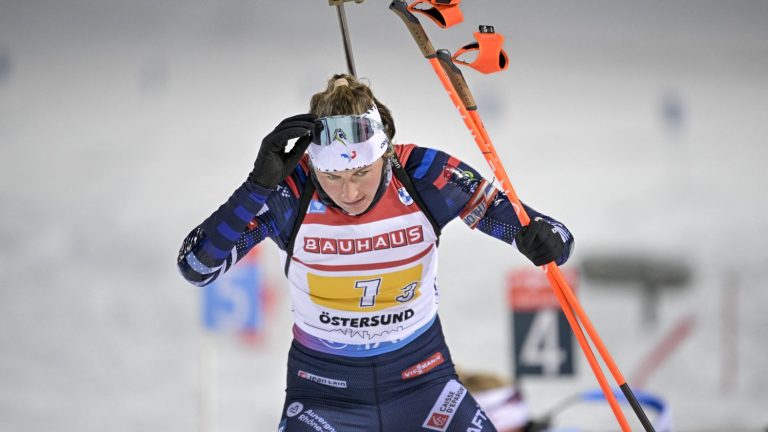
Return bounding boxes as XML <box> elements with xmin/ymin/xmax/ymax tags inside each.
<box><xmin>313</xmin><ymin>158</ymin><xmax>384</xmax><ymax>215</ymax></box>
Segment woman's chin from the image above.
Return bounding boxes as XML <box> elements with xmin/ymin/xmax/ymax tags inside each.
<box><xmin>340</xmin><ymin>198</ymin><xmax>370</xmax><ymax>215</ymax></box>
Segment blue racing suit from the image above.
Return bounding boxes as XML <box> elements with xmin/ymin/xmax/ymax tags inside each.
<box><xmin>178</xmin><ymin>144</ymin><xmax>574</xmax><ymax>431</ymax></box>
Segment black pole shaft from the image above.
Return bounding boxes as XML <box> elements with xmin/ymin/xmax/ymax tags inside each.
<box><xmin>335</xmin><ymin>3</ymin><xmax>357</xmax><ymax>76</ymax></box>
<box><xmin>620</xmin><ymin>383</ymin><xmax>657</xmax><ymax>431</ymax></box>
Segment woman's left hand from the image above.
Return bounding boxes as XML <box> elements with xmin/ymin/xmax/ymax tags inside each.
<box><xmin>514</xmin><ymin>217</ymin><xmax>565</xmax><ymax>266</ymax></box>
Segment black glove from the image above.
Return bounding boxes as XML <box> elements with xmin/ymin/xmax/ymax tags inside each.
<box><xmin>515</xmin><ymin>217</ymin><xmax>565</xmax><ymax>266</ymax></box>
<box><xmin>248</xmin><ymin>113</ymin><xmax>316</xmax><ymax>189</ymax></box>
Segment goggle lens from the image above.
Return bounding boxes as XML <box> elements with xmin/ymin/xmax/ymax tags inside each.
<box><xmin>313</xmin><ymin>115</ymin><xmax>384</xmax><ymax>146</ymax></box>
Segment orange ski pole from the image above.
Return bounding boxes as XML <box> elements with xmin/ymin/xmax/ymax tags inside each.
<box><xmin>432</xmin><ymin>46</ymin><xmax>631</xmax><ymax>432</ymax></box>
<box><xmin>390</xmin><ymin>1</ymin><xmax>656</xmax><ymax>430</ymax></box>
<box><xmin>432</xmin><ymin>44</ymin><xmax>656</xmax><ymax>432</ymax></box>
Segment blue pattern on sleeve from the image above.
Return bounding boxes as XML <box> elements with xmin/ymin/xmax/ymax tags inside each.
<box><xmin>413</xmin><ymin>148</ymin><xmax>437</xmax><ymax>180</ymax></box>
<box><xmin>177</xmin><ymin>171</ymin><xmax>306</xmax><ymax>287</ymax></box>
<box><xmin>405</xmin><ymin>145</ymin><xmax>574</xmax><ymax>265</ymax></box>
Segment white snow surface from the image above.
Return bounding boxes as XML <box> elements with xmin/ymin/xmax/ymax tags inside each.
<box><xmin>1</xmin><ymin>1</ymin><xmax>767</xmax><ymax>431</ymax></box>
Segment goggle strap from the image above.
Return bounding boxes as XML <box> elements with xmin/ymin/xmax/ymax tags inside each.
<box><xmin>452</xmin><ymin>25</ymin><xmax>509</xmax><ymax>74</ymax></box>
<box><xmin>406</xmin><ymin>0</ymin><xmax>464</xmax><ymax>29</ymax></box>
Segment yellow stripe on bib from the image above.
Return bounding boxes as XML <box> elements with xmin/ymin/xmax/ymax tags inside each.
<box><xmin>307</xmin><ymin>265</ymin><xmax>423</xmax><ymax>312</ymax></box>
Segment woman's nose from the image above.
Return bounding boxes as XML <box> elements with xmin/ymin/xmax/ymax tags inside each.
<box><xmin>341</xmin><ymin>180</ymin><xmax>359</xmax><ymax>200</ymax></box>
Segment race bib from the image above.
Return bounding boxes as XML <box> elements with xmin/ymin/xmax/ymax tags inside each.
<box><xmin>307</xmin><ymin>265</ymin><xmax>422</xmax><ymax>312</ymax></box>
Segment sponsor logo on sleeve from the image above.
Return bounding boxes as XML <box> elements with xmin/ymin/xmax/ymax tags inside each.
<box><xmin>460</xmin><ymin>179</ymin><xmax>498</xmax><ymax>229</ymax></box>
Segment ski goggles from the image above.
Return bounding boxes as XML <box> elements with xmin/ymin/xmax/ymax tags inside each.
<box><xmin>308</xmin><ymin>105</ymin><xmax>389</xmax><ymax>172</ymax></box>
<box><xmin>312</xmin><ymin>114</ymin><xmax>385</xmax><ymax>147</ymax></box>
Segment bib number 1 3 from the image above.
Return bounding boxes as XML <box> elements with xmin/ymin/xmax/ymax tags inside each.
<box><xmin>355</xmin><ymin>279</ymin><xmax>417</xmax><ymax>308</ymax></box>
<box><xmin>307</xmin><ymin>265</ymin><xmax>423</xmax><ymax>312</ymax></box>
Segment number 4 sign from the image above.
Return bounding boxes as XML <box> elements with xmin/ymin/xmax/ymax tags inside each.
<box><xmin>508</xmin><ymin>268</ymin><xmax>579</xmax><ymax>378</ymax></box>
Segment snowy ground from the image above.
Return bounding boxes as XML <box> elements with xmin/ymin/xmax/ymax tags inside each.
<box><xmin>1</xmin><ymin>1</ymin><xmax>767</xmax><ymax>431</ymax></box>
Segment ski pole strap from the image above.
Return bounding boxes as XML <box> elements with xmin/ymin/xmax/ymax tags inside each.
<box><xmin>407</xmin><ymin>0</ymin><xmax>463</xmax><ymax>29</ymax></box>
<box><xmin>452</xmin><ymin>25</ymin><xmax>509</xmax><ymax>74</ymax></box>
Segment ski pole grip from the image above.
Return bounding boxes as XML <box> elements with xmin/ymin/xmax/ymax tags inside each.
<box><xmin>390</xmin><ymin>0</ymin><xmax>436</xmax><ymax>58</ymax></box>
<box><xmin>436</xmin><ymin>49</ymin><xmax>477</xmax><ymax>110</ymax></box>
<box><xmin>328</xmin><ymin>0</ymin><xmax>364</xmax><ymax>5</ymax></box>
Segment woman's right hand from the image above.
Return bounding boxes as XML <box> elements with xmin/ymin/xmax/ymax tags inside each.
<box><xmin>248</xmin><ymin>113</ymin><xmax>317</xmax><ymax>189</ymax></box>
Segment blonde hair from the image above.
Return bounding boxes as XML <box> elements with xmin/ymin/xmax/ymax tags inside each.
<box><xmin>310</xmin><ymin>74</ymin><xmax>396</xmax><ymax>158</ymax></box>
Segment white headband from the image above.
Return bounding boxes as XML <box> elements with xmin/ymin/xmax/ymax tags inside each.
<box><xmin>308</xmin><ymin>104</ymin><xmax>389</xmax><ymax>172</ymax></box>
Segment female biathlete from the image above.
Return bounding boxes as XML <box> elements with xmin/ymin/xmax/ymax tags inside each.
<box><xmin>177</xmin><ymin>74</ymin><xmax>574</xmax><ymax>431</ymax></box>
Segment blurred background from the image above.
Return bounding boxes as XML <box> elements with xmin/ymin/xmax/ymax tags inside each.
<box><xmin>1</xmin><ymin>0</ymin><xmax>767</xmax><ymax>430</ymax></box>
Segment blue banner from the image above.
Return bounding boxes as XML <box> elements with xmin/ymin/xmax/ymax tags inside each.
<box><xmin>202</xmin><ymin>249</ymin><xmax>265</xmax><ymax>334</ymax></box>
